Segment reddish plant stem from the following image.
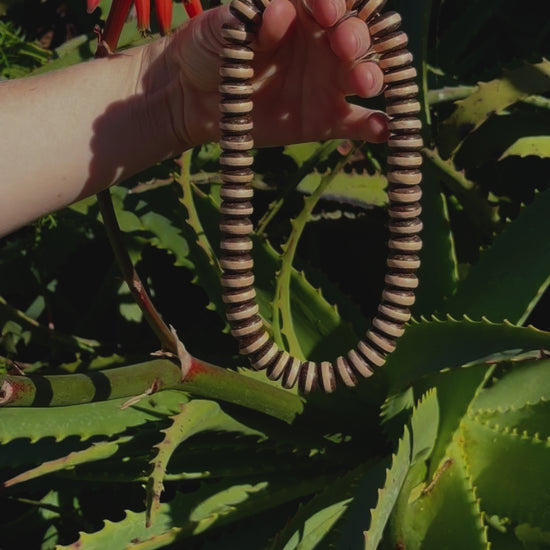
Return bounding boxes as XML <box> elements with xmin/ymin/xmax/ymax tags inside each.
<box><xmin>97</xmin><ymin>191</ymin><xmax>177</xmax><ymax>354</ymax></box>
<box><xmin>94</xmin><ymin>0</ymin><xmax>178</xmax><ymax>354</ymax></box>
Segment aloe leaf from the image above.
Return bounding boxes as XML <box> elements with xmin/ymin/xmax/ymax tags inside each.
<box><xmin>472</xmin><ymin>358</ymin><xmax>550</xmax><ymax>411</ymax></box>
<box><xmin>269</xmin><ymin>464</ymin><xmax>379</xmax><ymax>550</ymax></box>
<box><xmin>272</xmin><ymin>151</ymin><xmax>355</xmax><ymax>355</ymax></box>
<box><xmin>394</xmin><ymin>437</ymin><xmax>488</xmax><ymax>550</ymax></box>
<box><xmin>175</xmin><ymin>160</ymin><xmax>229</xmax><ymax>320</ymax></box>
<box><xmin>364</xmin><ymin>426</ymin><xmax>411</xmax><ymax>550</ymax></box>
<box><xmin>422</xmin><ymin>147</ymin><xmax>498</xmax><ymax>239</ymax></box>
<box><xmin>253</xmin><ymin>239</ymin><xmax>357</xmax><ymax>361</ymax></box>
<box><xmin>460</xmin><ymin>417</ymin><xmax>550</xmax><ymax>529</ymax></box>
<box><xmin>0</xmin><ymin>390</ymin><xmax>186</xmax><ymax>443</ymax></box>
<box><xmin>470</xmin><ymin>358</ymin><xmax>550</xmax><ymax>438</ymax></box>
<box><xmin>59</xmin><ymin>476</ymin><xmax>328</xmax><ymax>550</ymax></box>
<box><xmin>257</xmin><ymin>141</ymin><xmax>341</xmax><ymax>235</ymax></box>
<box><xmin>410</xmin><ymin>389</ymin><xmax>439</xmax><ymax>465</ymax></box>
<box><xmin>442</xmin><ymin>188</ymin><xmax>550</xmax><ymax>323</ymax></box>
<box><xmin>2</xmin><ymin>436</ymin><xmax>131</xmax><ymax>488</ymax></box>
<box><xmin>0</xmin><ymin>294</ymin><xmax>100</xmax><ymax>354</ymax></box>
<box><xmin>145</xmin><ymin>400</ymin><xmax>264</xmax><ymax>527</ymax></box>
<box><xmin>475</xmin><ymin>400</ymin><xmax>550</xmax><ymax>441</ymax></box>
<box><xmin>413</xmin><ymin>159</ymin><xmax>459</xmax><ymax>316</ymax></box>
<box><xmin>277</xmin><ymin>500</ymin><xmax>351</xmax><ymax>550</ymax></box>
<box><xmin>384</xmin><ymin>318</ymin><xmax>550</xmax><ymax>393</ymax></box>
<box><xmin>410</xmin><ymin>364</ymin><xmax>493</xmax><ymax>479</ymax></box>
<box><xmin>455</xmin><ymin>109</ymin><xmax>550</xmax><ymax>167</ymax></box>
<box><xmin>296</xmin><ymin>170</ymin><xmax>388</xmax><ymax>209</ymax></box>
<box><xmin>111</xmin><ymin>184</ymin><xmax>194</xmax><ymax>269</ymax></box>
<box><xmin>183</xmin><ymin>174</ymin><xmax>358</xmax><ymax>359</ymax></box>
<box><xmin>499</xmin><ymin>135</ymin><xmax>550</xmax><ymax>159</ymax></box>
<box><xmin>283</xmin><ymin>143</ymin><xmax>336</xmax><ymax>168</ymax></box>
<box><xmin>438</xmin><ymin>60</ymin><xmax>550</xmax><ymax>158</ymax></box>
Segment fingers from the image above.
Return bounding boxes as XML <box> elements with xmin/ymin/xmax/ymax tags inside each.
<box><xmin>330</xmin><ymin>16</ymin><xmax>370</xmax><ymax>61</ymax></box>
<box><xmin>256</xmin><ymin>0</ymin><xmax>296</xmax><ymax>51</ymax></box>
<box><xmin>338</xmin><ymin>106</ymin><xmax>390</xmax><ymax>143</ymax></box>
<box><xmin>340</xmin><ymin>61</ymin><xmax>384</xmax><ymax>97</ymax></box>
<box><xmin>310</xmin><ymin>0</ymin><xmax>346</xmax><ymax>27</ymax></box>
<box><xmin>308</xmin><ymin>0</ymin><xmax>384</xmax><ymax>97</ymax></box>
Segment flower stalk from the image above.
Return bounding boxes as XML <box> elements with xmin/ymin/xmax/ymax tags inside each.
<box><xmin>0</xmin><ymin>358</ymin><xmax>304</xmax><ymax>424</ymax></box>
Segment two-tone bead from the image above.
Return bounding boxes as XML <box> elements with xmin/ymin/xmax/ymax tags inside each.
<box><xmin>298</xmin><ymin>361</ymin><xmax>318</xmax><ymax>393</ymax></box>
<box><xmin>347</xmin><ymin>348</ymin><xmax>375</xmax><ymax>377</ymax></box>
<box><xmin>366</xmin><ymin>329</ymin><xmax>396</xmax><ymax>353</ymax></box>
<box><xmin>230</xmin><ymin>0</ymin><xmax>262</xmax><ymax>26</ymax></box>
<box><xmin>379</xmin><ymin>49</ymin><xmax>413</xmax><ymax>71</ymax></box>
<box><xmin>388</xmin><ymin>235</ymin><xmax>422</xmax><ymax>253</ymax></box>
<box><xmin>231</xmin><ymin>321</ymin><xmax>264</xmax><ymax>341</ymax></box>
<box><xmin>388</xmin><ymin>203</ymin><xmax>422</xmax><ymax>220</ymax></box>
<box><xmin>373</xmin><ymin>31</ymin><xmax>408</xmax><ymax>55</ymax></box>
<box><xmin>357</xmin><ymin>0</ymin><xmax>387</xmax><ymax>22</ymax></box>
<box><xmin>388</xmin><ymin>185</ymin><xmax>422</xmax><ymax>203</ymax></box>
<box><xmin>250</xmin><ymin>340</ymin><xmax>279</xmax><ymax>370</ymax></box>
<box><xmin>221</xmin><ymin>22</ymin><xmax>254</xmax><ymax>45</ymax></box>
<box><xmin>386</xmin><ymin>254</ymin><xmax>420</xmax><ymax>270</ymax></box>
<box><xmin>335</xmin><ymin>356</ymin><xmax>358</xmax><ymax>387</ymax></box>
<box><xmin>369</xmin><ymin>11</ymin><xmax>402</xmax><ymax>38</ymax></box>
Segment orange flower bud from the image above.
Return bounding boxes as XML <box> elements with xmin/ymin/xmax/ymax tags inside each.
<box><xmin>154</xmin><ymin>0</ymin><xmax>173</xmax><ymax>35</ymax></box>
<box><xmin>135</xmin><ymin>0</ymin><xmax>151</xmax><ymax>32</ymax></box>
<box><xmin>182</xmin><ymin>0</ymin><xmax>202</xmax><ymax>18</ymax></box>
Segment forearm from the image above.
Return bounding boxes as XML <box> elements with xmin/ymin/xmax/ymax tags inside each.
<box><xmin>0</xmin><ymin>40</ymin><xmax>185</xmax><ymax>237</ymax></box>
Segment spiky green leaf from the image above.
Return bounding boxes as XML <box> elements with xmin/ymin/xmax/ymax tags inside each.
<box><xmin>146</xmin><ymin>400</ymin><xmax>263</xmax><ymax>526</ymax></box>
<box><xmin>0</xmin><ymin>390</ymin><xmax>186</xmax><ymax>443</ymax></box>
<box><xmin>393</xmin><ymin>437</ymin><xmax>488</xmax><ymax>550</ymax></box>
<box><xmin>384</xmin><ymin>318</ymin><xmax>550</xmax><ymax>392</ymax></box>
<box><xmin>364</xmin><ymin>426</ymin><xmax>411</xmax><ymax>550</ymax></box>
<box><xmin>438</xmin><ymin>60</ymin><xmax>550</xmax><ymax>158</ymax></box>
<box><xmin>461</xmin><ymin>417</ymin><xmax>550</xmax><ymax>528</ymax></box>
<box><xmin>499</xmin><ymin>135</ymin><xmax>550</xmax><ymax>159</ymax></box>
<box><xmin>297</xmin><ymin>171</ymin><xmax>388</xmax><ymax>209</ymax></box>
<box><xmin>441</xmin><ymin>188</ymin><xmax>550</xmax><ymax>323</ymax></box>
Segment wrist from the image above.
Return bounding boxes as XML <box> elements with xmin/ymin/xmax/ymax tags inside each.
<box><xmin>146</xmin><ymin>9</ymin><xmax>227</xmax><ymax>149</ymax></box>
<box><xmin>132</xmin><ymin>38</ymin><xmax>193</xmax><ymax>158</ymax></box>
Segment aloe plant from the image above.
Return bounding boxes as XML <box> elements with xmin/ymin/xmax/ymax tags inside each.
<box><xmin>1</xmin><ymin>0</ymin><xmax>550</xmax><ymax>548</ymax></box>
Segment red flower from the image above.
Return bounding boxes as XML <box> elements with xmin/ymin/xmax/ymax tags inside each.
<box><xmin>92</xmin><ymin>0</ymin><xmax>203</xmax><ymax>51</ymax></box>
<box><xmin>135</xmin><ymin>0</ymin><xmax>151</xmax><ymax>32</ymax></box>
<box><xmin>182</xmin><ymin>0</ymin><xmax>202</xmax><ymax>19</ymax></box>
<box><xmin>153</xmin><ymin>0</ymin><xmax>173</xmax><ymax>35</ymax></box>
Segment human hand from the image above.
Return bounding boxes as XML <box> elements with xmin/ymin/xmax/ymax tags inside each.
<box><xmin>149</xmin><ymin>0</ymin><xmax>388</xmax><ymax>149</ymax></box>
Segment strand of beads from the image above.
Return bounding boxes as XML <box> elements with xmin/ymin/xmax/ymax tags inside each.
<box><xmin>218</xmin><ymin>0</ymin><xmax>423</xmax><ymax>393</ymax></box>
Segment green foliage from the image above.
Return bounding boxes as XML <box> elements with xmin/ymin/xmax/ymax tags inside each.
<box><xmin>1</xmin><ymin>0</ymin><xmax>550</xmax><ymax>548</ymax></box>
<box><xmin>0</xmin><ymin>20</ymin><xmax>50</xmax><ymax>79</ymax></box>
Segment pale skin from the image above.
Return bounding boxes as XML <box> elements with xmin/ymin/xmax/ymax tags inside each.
<box><xmin>0</xmin><ymin>0</ymin><xmax>387</xmax><ymax>237</ymax></box>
